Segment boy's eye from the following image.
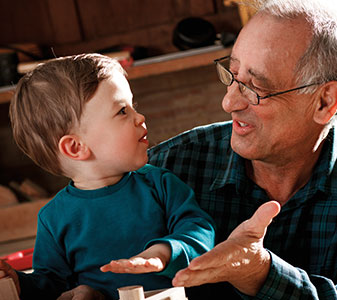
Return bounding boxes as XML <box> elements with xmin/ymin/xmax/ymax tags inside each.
<box><xmin>117</xmin><ymin>107</ymin><xmax>126</xmax><ymax>115</ymax></box>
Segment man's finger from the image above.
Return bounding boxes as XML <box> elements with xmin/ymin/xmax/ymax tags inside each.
<box><xmin>187</xmin><ymin>242</ymin><xmax>228</xmax><ymax>270</ymax></box>
<box><xmin>243</xmin><ymin>200</ymin><xmax>281</xmax><ymax>237</ymax></box>
<box><xmin>172</xmin><ymin>268</ymin><xmax>193</xmax><ymax>286</ymax></box>
<box><xmin>173</xmin><ymin>266</ymin><xmax>221</xmax><ymax>287</ymax></box>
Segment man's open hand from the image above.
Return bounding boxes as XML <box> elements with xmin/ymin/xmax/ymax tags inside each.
<box><xmin>172</xmin><ymin>200</ymin><xmax>281</xmax><ymax>296</ymax></box>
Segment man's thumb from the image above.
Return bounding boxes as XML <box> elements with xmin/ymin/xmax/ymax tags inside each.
<box><xmin>248</xmin><ymin>200</ymin><xmax>281</xmax><ymax>237</ymax></box>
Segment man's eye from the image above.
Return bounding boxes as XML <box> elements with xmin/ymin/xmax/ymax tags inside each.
<box><xmin>251</xmin><ymin>85</ymin><xmax>263</xmax><ymax>92</ymax></box>
<box><xmin>230</xmin><ymin>69</ymin><xmax>238</xmax><ymax>76</ymax></box>
<box><xmin>252</xmin><ymin>85</ymin><xmax>269</xmax><ymax>94</ymax></box>
<box><xmin>117</xmin><ymin>107</ymin><xmax>126</xmax><ymax>115</ymax></box>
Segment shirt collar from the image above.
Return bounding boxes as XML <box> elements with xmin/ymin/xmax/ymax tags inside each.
<box><xmin>328</xmin><ymin>126</ymin><xmax>337</xmax><ymax>175</ymax></box>
<box><xmin>313</xmin><ymin>126</ymin><xmax>337</xmax><ymax>194</ymax></box>
<box><xmin>209</xmin><ymin>148</ymin><xmax>245</xmax><ymax>191</ymax></box>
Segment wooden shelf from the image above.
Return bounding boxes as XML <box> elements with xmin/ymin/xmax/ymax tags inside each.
<box><xmin>0</xmin><ymin>45</ymin><xmax>231</xmax><ymax>104</ymax></box>
<box><xmin>127</xmin><ymin>45</ymin><xmax>231</xmax><ymax>79</ymax></box>
<box><xmin>0</xmin><ymin>86</ymin><xmax>15</xmax><ymax>104</ymax></box>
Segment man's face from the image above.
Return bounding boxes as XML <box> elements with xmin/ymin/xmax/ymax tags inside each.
<box><xmin>222</xmin><ymin>13</ymin><xmax>321</xmax><ymax>164</ymax></box>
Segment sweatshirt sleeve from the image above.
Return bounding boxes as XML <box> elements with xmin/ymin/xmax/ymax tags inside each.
<box><xmin>17</xmin><ymin>212</ymin><xmax>72</xmax><ymax>299</ymax></box>
<box><xmin>145</xmin><ymin>168</ymin><xmax>216</xmax><ymax>278</ymax></box>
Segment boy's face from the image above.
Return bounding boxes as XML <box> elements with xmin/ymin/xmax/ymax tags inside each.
<box><xmin>78</xmin><ymin>72</ymin><xmax>149</xmax><ymax>178</ymax></box>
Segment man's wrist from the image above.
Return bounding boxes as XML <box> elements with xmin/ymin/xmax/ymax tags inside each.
<box><xmin>232</xmin><ymin>248</ymin><xmax>271</xmax><ymax>296</ymax></box>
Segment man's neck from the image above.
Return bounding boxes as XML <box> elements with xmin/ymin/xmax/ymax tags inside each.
<box><xmin>246</xmin><ymin>144</ymin><xmax>324</xmax><ymax>206</ymax></box>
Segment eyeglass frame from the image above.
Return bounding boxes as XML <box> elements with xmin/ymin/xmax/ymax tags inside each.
<box><xmin>214</xmin><ymin>55</ymin><xmax>320</xmax><ymax>105</ymax></box>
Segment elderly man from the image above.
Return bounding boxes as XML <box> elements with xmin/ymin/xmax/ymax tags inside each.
<box><xmin>148</xmin><ymin>0</ymin><xmax>337</xmax><ymax>299</ymax></box>
<box><xmin>54</xmin><ymin>0</ymin><xmax>337</xmax><ymax>299</ymax></box>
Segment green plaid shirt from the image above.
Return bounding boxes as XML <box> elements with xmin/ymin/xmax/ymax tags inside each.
<box><xmin>148</xmin><ymin>121</ymin><xmax>337</xmax><ymax>299</ymax></box>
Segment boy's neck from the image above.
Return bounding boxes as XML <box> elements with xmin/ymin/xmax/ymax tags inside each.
<box><xmin>73</xmin><ymin>174</ymin><xmax>125</xmax><ymax>190</ymax></box>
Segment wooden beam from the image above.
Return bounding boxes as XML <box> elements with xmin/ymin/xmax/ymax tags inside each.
<box><xmin>127</xmin><ymin>46</ymin><xmax>231</xmax><ymax>79</ymax></box>
<box><xmin>0</xmin><ymin>46</ymin><xmax>231</xmax><ymax>103</ymax></box>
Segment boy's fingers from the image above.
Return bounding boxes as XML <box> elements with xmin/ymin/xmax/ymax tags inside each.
<box><xmin>100</xmin><ymin>264</ymin><xmax>110</xmax><ymax>272</ymax></box>
<box><xmin>0</xmin><ymin>260</ymin><xmax>20</xmax><ymax>295</ymax></box>
<box><xmin>0</xmin><ymin>259</ymin><xmax>12</xmax><ymax>276</ymax></box>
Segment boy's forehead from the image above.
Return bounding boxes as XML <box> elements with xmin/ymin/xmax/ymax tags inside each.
<box><xmin>106</xmin><ymin>73</ymin><xmax>133</xmax><ymax>103</ymax></box>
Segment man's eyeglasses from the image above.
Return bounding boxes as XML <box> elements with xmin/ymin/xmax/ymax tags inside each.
<box><xmin>214</xmin><ymin>55</ymin><xmax>319</xmax><ymax>105</ymax></box>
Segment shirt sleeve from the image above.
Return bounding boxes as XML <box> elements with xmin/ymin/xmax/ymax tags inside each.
<box><xmin>237</xmin><ymin>251</ymin><xmax>337</xmax><ymax>299</ymax></box>
<box><xmin>17</xmin><ymin>213</ymin><xmax>72</xmax><ymax>299</ymax></box>
<box><xmin>145</xmin><ymin>169</ymin><xmax>216</xmax><ymax>278</ymax></box>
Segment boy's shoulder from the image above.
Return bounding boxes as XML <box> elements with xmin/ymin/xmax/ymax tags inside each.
<box><xmin>136</xmin><ymin>164</ymin><xmax>169</xmax><ymax>176</ymax></box>
<box><xmin>38</xmin><ymin>184</ymin><xmax>69</xmax><ymax>216</ymax></box>
<box><xmin>135</xmin><ymin>164</ymin><xmax>190</xmax><ymax>195</ymax></box>
<box><xmin>135</xmin><ymin>164</ymin><xmax>180</xmax><ymax>184</ymax></box>
<box><xmin>148</xmin><ymin>121</ymin><xmax>232</xmax><ymax>156</ymax></box>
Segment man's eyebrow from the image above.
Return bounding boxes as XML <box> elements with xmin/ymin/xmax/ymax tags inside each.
<box><xmin>248</xmin><ymin>68</ymin><xmax>275</xmax><ymax>89</ymax></box>
<box><xmin>230</xmin><ymin>56</ymin><xmax>275</xmax><ymax>89</ymax></box>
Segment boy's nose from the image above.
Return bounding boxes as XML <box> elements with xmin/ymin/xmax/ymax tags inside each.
<box><xmin>135</xmin><ymin>112</ymin><xmax>146</xmax><ymax>126</ymax></box>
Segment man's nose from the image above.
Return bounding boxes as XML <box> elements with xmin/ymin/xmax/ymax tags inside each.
<box><xmin>222</xmin><ymin>83</ymin><xmax>249</xmax><ymax>113</ymax></box>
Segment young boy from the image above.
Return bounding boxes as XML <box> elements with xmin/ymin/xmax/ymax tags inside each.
<box><xmin>1</xmin><ymin>54</ymin><xmax>215</xmax><ymax>300</ymax></box>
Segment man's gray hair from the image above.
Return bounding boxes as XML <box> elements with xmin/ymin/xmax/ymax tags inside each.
<box><xmin>256</xmin><ymin>0</ymin><xmax>337</xmax><ymax>92</ymax></box>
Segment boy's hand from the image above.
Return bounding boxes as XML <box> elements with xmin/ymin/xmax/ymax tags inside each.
<box><xmin>57</xmin><ymin>285</ymin><xmax>105</xmax><ymax>300</ymax></box>
<box><xmin>100</xmin><ymin>257</ymin><xmax>164</xmax><ymax>273</ymax></box>
<box><xmin>100</xmin><ymin>243</ymin><xmax>171</xmax><ymax>274</ymax></box>
<box><xmin>0</xmin><ymin>259</ymin><xmax>20</xmax><ymax>295</ymax></box>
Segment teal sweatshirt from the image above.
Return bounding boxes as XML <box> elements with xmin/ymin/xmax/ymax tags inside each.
<box><xmin>17</xmin><ymin>165</ymin><xmax>215</xmax><ymax>299</ymax></box>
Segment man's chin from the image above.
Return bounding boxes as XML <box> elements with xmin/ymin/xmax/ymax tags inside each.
<box><xmin>231</xmin><ymin>138</ymin><xmax>257</xmax><ymax>160</ymax></box>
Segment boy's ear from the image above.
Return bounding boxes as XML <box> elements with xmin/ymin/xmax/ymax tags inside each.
<box><xmin>58</xmin><ymin>135</ymin><xmax>91</xmax><ymax>161</ymax></box>
<box><xmin>314</xmin><ymin>81</ymin><xmax>337</xmax><ymax>125</ymax></box>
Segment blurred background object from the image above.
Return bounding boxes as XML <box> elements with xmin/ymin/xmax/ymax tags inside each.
<box><xmin>224</xmin><ymin>0</ymin><xmax>258</xmax><ymax>26</ymax></box>
<box><xmin>0</xmin><ymin>49</ymin><xmax>19</xmax><ymax>87</ymax></box>
<box><xmin>173</xmin><ymin>17</ymin><xmax>217</xmax><ymax>50</ymax></box>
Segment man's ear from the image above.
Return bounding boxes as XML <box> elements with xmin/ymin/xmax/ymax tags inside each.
<box><xmin>58</xmin><ymin>135</ymin><xmax>91</xmax><ymax>161</ymax></box>
<box><xmin>314</xmin><ymin>82</ymin><xmax>337</xmax><ymax>125</ymax></box>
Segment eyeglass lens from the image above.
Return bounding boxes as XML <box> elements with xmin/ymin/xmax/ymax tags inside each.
<box><xmin>216</xmin><ymin>63</ymin><xmax>232</xmax><ymax>85</ymax></box>
<box><xmin>216</xmin><ymin>62</ymin><xmax>259</xmax><ymax>105</ymax></box>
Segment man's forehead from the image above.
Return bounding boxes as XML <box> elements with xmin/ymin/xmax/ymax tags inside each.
<box><xmin>231</xmin><ymin>13</ymin><xmax>312</xmax><ymax>85</ymax></box>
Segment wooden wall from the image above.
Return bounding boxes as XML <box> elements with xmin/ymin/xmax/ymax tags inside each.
<box><xmin>0</xmin><ymin>0</ymin><xmax>241</xmax><ymax>58</ymax></box>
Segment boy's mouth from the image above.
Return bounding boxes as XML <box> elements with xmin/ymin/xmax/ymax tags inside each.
<box><xmin>139</xmin><ymin>131</ymin><xmax>149</xmax><ymax>144</ymax></box>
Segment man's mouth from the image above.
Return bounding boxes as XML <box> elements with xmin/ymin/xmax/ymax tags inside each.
<box><xmin>237</xmin><ymin>121</ymin><xmax>249</xmax><ymax>127</ymax></box>
<box><xmin>232</xmin><ymin>119</ymin><xmax>253</xmax><ymax>135</ymax></box>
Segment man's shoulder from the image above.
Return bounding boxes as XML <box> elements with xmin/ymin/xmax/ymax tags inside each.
<box><xmin>148</xmin><ymin>121</ymin><xmax>232</xmax><ymax>155</ymax></box>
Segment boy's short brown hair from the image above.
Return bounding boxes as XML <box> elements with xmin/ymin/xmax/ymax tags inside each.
<box><xmin>10</xmin><ymin>53</ymin><xmax>124</xmax><ymax>176</ymax></box>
